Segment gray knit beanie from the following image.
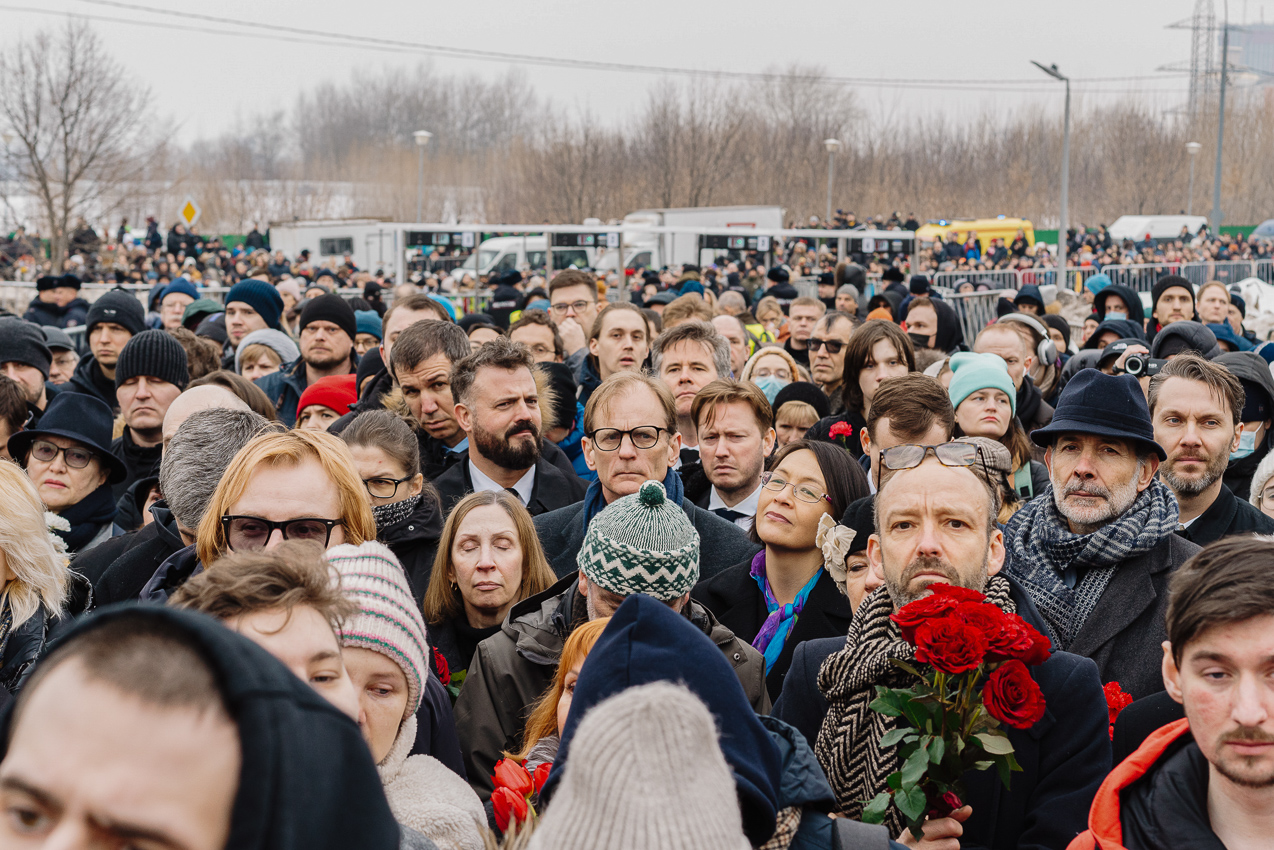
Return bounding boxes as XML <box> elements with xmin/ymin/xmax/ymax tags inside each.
<box><xmin>577</xmin><ymin>480</ymin><xmax>699</xmax><ymax>601</ymax></box>
<box><xmin>527</xmin><ymin>682</ymin><xmax>750</xmax><ymax>850</ymax></box>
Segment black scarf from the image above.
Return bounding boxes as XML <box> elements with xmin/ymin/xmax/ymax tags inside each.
<box><xmin>56</xmin><ymin>483</ymin><xmax>118</xmax><ymax>553</ymax></box>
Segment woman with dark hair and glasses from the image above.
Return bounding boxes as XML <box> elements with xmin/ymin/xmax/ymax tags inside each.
<box><xmin>692</xmin><ymin>439</ymin><xmax>869</xmax><ymax>701</ymax></box>
<box><xmin>339</xmin><ymin>409</ymin><xmax>442</xmax><ymax>603</ymax></box>
<box><xmin>194</xmin><ymin>428</ymin><xmax>375</xmax><ymax>570</ymax></box>
<box><xmin>9</xmin><ymin>392</ymin><xmax>128</xmax><ymax>555</ymax></box>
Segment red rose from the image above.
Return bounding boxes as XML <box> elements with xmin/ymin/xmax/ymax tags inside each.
<box><xmin>927</xmin><ymin>583</ymin><xmax>987</xmax><ymax>604</ymax></box>
<box><xmin>980</xmin><ymin>610</ymin><xmax>1051</xmax><ymax>666</ymax></box>
<box><xmin>913</xmin><ymin>616</ymin><xmax>987</xmax><ymax>674</ymax></box>
<box><xmin>432</xmin><ymin>646</ymin><xmax>451</xmax><ymax>686</ymax></box>
<box><xmin>492</xmin><ymin>786</ymin><xmax>529</xmax><ymax>832</ymax></box>
<box><xmin>491</xmin><ymin>758</ymin><xmax>533</xmax><ymax>798</ymax></box>
<box><xmin>532</xmin><ymin>762</ymin><xmax>552</xmax><ymax>795</ymax></box>
<box><xmin>829</xmin><ymin>421</ymin><xmax>853</xmax><ymax>438</ymax></box>
<box><xmin>928</xmin><ymin>791</ymin><xmax>963</xmax><ymax>819</ymax></box>
<box><xmin>982</xmin><ymin>659</ymin><xmax>1047</xmax><ymax>729</ymax></box>
<box><xmin>892</xmin><ymin>594</ymin><xmax>961</xmax><ymax>643</ymax></box>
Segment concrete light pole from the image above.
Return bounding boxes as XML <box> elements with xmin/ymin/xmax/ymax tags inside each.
<box><xmin>1186</xmin><ymin>141</ymin><xmax>1202</xmax><ymax>215</ymax></box>
<box><xmin>1031</xmin><ymin>61</ymin><xmax>1070</xmax><ymax>269</ymax></box>
<box><xmin>823</xmin><ymin>138</ymin><xmax>841</xmax><ymax>225</ymax></box>
<box><xmin>413</xmin><ymin>130</ymin><xmax>433</xmax><ymax>222</ymax></box>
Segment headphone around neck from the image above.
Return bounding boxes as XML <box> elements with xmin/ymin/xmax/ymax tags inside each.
<box><xmin>996</xmin><ymin>313</ymin><xmax>1059</xmax><ymax>367</ymax></box>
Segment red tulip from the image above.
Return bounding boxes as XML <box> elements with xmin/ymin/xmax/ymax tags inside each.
<box><xmin>492</xmin><ymin>786</ymin><xmax>529</xmax><ymax>832</ymax></box>
<box><xmin>533</xmin><ymin>762</ymin><xmax>552</xmax><ymax>794</ymax></box>
<box><xmin>492</xmin><ymin>758</ymin><xmax>534</xmax><ymax>797</ymax></box>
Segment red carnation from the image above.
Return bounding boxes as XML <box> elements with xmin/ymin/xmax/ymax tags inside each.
<box><xmin>982</xmin><ymin>659</ymin><xmax>1046</xmax><ymax>729</ymax></box>
<box><xmin>432</xmin><ymin>646</ymin><xmax>451</xmax><ymax>686</ymax></box>
<box><xmin>829</xmin><ymin>421</ymin><xmax>854</xmax><ymax>439</ymax></box>
<box><xmin>492</xmin><ymin>786</ymin><xmax>529</xmax><ymax>832</ymax></box>
<box><xmin>913</xmin><ymin>616</ymin><xmax>987</xmax><ymax>674</ymax></box>
<box><xmin>1104</xmin><ymin>682</ymin><xmax>1134</xmax><ymax>739</ymax></box>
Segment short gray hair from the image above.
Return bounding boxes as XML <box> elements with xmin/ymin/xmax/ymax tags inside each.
<box><xmin>650</xmin><ymin>321</ymin><xmax>731</xmax><ymax>380</ymax></box>
<box><xmin>160</xmin><ymin>407</ymin><xmax>272</xmax><ymax>530</ymax></box>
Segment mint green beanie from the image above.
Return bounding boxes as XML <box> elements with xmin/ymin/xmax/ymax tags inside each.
<box><xmin>948</xmin><ymin>352</ymin><xmax>1017</xmax><ymax>416</ymax></box>
<box><xmin>577</xmin><ymin>480</ymin><xmax>700</xmax><ymax>601</ymax></box>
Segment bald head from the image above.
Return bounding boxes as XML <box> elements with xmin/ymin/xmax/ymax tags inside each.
<box><xmin>162</xmin><ymin>386</ymin><xmax>251</xmax><ymax>449</ymax></box>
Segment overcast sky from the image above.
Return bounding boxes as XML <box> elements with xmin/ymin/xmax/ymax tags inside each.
<box><xmin>4</xmin><ymin>0</ymin><xmax>1268</xmax><ymax>144</ymax></box>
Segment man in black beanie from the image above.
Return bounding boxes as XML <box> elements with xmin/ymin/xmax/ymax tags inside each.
<box><xmin>757</xmin><ymin>267</ymin><xmax>798</xmax><ymax>312</ymax></box>
<box><xmin>255</xmin><ymin>294</ymin><xmax>358</xmax><ymax>426</ymax></box>
<box><xmin>1148</xmin><ymin>275</ymin><xmax>1197</xmax><ymax>345</ymax></box>
<box><xmin>110</xmin><ymin>330</ymin><xmax>190</xmax><ymax>503</ymax></box>
<box><xmin>0</xmin><ymin>317</ymin><xmax>55</xmax><ymax>424</ymax></box>
<box><xmin>22</xmin><ymin>273</ymin><xmax>89</xmax><ymax>329</ymax></box>
<box><xmin>70</xmin><ymin>290</ymin><xmax>146</xmax><ymax>410</ymax></box>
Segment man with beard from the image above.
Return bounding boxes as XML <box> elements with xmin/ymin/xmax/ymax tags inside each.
<box><xmin>1003</xmin><ymin>369</ymin><xmax>1199</xmax><ymax>698</ymax></box>
<box><xmin>430</xmin><ymin>337</ymin><xmax>585</xmax><ymax>516</ymax></box>
<box><xmin>1072</xmin><ymin>536</ymin><xmax>1274</xmax><ymax>850</ymax></box>
<box><xmin>256</xmin><ymin>294</ymin><xmax>358</xmax><ymax>427</ymax></box>
<box><xmin>1149</xmin><ymin>354</ymin><xmax>1274</xmax><ymax>546</ymax></box>
<box><xmin>773</xmin><ymin>440</ymin><xmax>1109</xmax><ymax>850</ymax></box>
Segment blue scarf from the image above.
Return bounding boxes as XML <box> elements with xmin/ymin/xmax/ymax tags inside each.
<box><xmin>749</xmin><ymin>549</ymin><xmax>822</xmax><ymax>675</ymax></box>
<box><xmin>581</xmin><ymin>468</ymin><xmax>685</xmax><ymax>532</ymax></box>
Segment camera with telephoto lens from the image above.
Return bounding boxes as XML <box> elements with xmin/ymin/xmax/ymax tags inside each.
<box><xmin>1123</xmin><ymin>354</ymin><xmax>1166</xmax><ymax>378</ymax></box>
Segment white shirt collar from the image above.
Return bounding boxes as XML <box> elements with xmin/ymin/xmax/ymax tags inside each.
<box><xmin>468</xmin><ymin>459</ymin><xmax>536</xmax><ymax>505</ymax></box>
<box><xmin>707</xmin><ymin>483</ymin><xmax>762</xmax><ymax>531</ymax></box>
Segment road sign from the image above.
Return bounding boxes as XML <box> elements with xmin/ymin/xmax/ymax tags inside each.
<box><xmin>179</xmin><ymin>196</ymin><xmax>201</xmax><ymax>228</ymax></box>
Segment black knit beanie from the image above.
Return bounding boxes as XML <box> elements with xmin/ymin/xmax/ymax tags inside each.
<box><xmin>298</xmin><ymin>294</ymin><xmax>357</xmax><ymax>341</ymax></box>
<box><xmin>772</xmin><ymin>381</ymin><xmax>830</xmax><ymax>421</ymax></box>
<box><xmin>0</xmin><ymin>318</ymin><xmax>52</xmax><ymax>378</ymax></box>
<box><xmin>86</xmin><ymin>290</ymin><xmax>146</xmax><ymax>336</ymax></box>
<box><xmin>114</xmin><ymin>329</ymin><xmax>190</xmax><ymax>390</ymax></box>
<box><xmin>1151</xmin><ymin>275</ymin><xmax>1194</xmax><ymax>315</ymax></box>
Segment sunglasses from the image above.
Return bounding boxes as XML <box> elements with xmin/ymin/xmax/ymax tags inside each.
<box><xmin>29</xmin><ymin>440</ymin><xmax>97</xmax><ymax>470</ymax></box>
<box><xmin>878</xmin><ymin>442</ymin><xmax>988</xmax><ymax>490</ymax></box>
<box><xmin>221</xmin><ymin>516</ymin><xmax>344</xmax><ymax>551</ymax></box>
<box><xmin>808</xmin><ymin>337</ymin><xmax>845</xmax><ymax>355</ymax></box>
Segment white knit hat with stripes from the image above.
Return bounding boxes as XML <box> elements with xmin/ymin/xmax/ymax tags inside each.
<box><xmin>326</xmin><ymin>541</ymin><xmax>429</xmax><ymax>716</ymax></box>
<box><xmin>577</xmin><ymin>480</ymin><xmax>700</xmax><ymax>602</ymax></box>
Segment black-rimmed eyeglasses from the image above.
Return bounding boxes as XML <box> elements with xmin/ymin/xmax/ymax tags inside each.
<box><xmin>221</xmin><ymin>516</ymin><xmax>344</xmax><ymax>551</ymax></box>
<box><xmin>363</xmin><ymin>476</ymin><xmax>413</xmax><ymax>499</ymax></box>
<box><xmin>586</xmin><ymin>426</ymin><xmax>668</xmax><ymax>452</ymax></box>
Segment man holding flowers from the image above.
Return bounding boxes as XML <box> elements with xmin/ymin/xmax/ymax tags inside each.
<box><xmin>774</xmin><ymin>441</ymin><xmax>1111</xmax><ymax>849</ymax></box>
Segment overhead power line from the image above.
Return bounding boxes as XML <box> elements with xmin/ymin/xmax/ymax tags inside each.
<box><xmin>2</xmin><ymin>0</ymin><xmax>1189</xmax><ymax>95</ymax></box>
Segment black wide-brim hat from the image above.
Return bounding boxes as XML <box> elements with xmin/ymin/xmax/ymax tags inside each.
<box><xmin>1030</xmin><ymin>369</ymin><xmax>1166</xmax><ymax>460</ymax></box>
<box><xmin>9</xmin><ymin>391</ymin><xmax>128</xmax><ymax>483</ymax></box>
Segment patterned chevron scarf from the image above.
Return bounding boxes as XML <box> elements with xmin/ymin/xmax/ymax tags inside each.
<box><xmin>814</xmin><ymin>575</ymin><xmax>1016</xmax><ymax>835</ymax></box>
<box><xmin>1002</xmin><ymin>479</ymin><xmax>1178</xmax><ymax>649</ymax></box>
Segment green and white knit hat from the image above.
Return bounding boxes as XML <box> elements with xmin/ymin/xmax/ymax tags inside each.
<box><xmin>577</xmin><ymin>480</ymin><xmax>700</xmax><ymax>601</ymax></box>
<box><xmin>325</xmin><ymin>541</ymin><xmax>429</xmax><ymax>717</ymax></box>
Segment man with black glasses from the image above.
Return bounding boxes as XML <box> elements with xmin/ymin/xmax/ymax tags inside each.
<box><xmin>548</xmin><ymin>269</ymin><xmax>601</xmax><ymax>376</ymax></box>
<box><xmin>808</xmin><ymin>311</ymin><xmax>854</xmax><ymax>410</ymax></box>
<box><xmin>533</xmin><ymin>371</ymin><xmax>758</xmax><ymax>580</ymax></box>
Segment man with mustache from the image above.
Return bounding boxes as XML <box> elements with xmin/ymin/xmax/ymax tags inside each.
<box><xmin>431</xmin><ymin>337</ymin><xmax>585</xmax><ymax>516</ymax></box>
<box><xmin>1003</xmin><ymin>369</ymin><xmax>1200</xmax><ymax>699</ymax></box>
<box><xmin>773</xmin><ymin>439</ymin><xmax>1110</xmax><ymax>850</ymax></box>
<box><xmin>1149</xmin><ymin>353</ymin><xmax>1274</xmax><ymax>546</ymax></box>
<box><xmin>1071</xmin><ymin>536</ymin><xmax>1274</xmax><ymax>850</ymax></box>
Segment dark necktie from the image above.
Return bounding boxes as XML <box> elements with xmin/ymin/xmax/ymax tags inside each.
<box><xmin>714</xmin><ymin>507</ymin><xmax>746</xmax><ymax>523</ymax></box>
<box><xmin>505</xmin><ymin>487</ymin><xmax>523</xmax><ymax>504</ymax></box>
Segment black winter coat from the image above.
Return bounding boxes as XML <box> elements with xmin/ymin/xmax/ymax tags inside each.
<box><xmin>23</xmin><ymin>296</ymin><xmax>89</xmax><ymax>329</ymax></box>
<box><xmin>379</xmin><ymin>494</ymin><xmax>443</xmax><ymax>606</ymax></box>
<box><xmin>773</xmin><ymin>579</ymin><xmax>1112</xmax><ymax>850</ymax></box>
<box><xmin>68</xmin><ymin>353</ymin><xmax>118</xmax><ymax>411</ymax></box>
<box><xmin>91</xmin><ymin>505</ymin><xmax>187</xmax><ymax>604</ymax></box>
<box><xmin>1177</xmin><ymin>481</ymin><xmax>1274</xmax><ymax>547</ymax></box>
<box><xmin>692</xmin><ymin>564</ymin><xmax>853</xmax><ymax>703</ymax></box>
<box><xmin>431</xmin><ymin>452</ymin><xmax>586</xmax><ymax>519</ymax></box>
<box><xmin>109</xmin><ymin>429</ymin><xmax>161</xmax><ymax>504</ymax></box>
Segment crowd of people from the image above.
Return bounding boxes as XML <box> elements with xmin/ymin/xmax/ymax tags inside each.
<box><xmin>3</xmin><ymin>230</ymin><xmax>1274</xmax><ymax>849</ymax></box>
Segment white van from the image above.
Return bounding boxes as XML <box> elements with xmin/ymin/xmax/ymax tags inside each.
<box><xmin>448</xmin><ymin>236</ymin><xmax>594</xmax><ymax>281</ymax></box>
<box><xmin>1108</xmin><ymin>215</ymin><xmax>1209</xmax><ymax>243</ymax></box>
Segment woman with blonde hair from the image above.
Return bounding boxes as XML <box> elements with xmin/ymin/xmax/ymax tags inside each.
<box><xmin>423</xmin><ymin>490</ymin><xmax>558</xmax><ymax>683</ymax></box>
<box><xmin>194</xmin><ymin>429</ymin><xmax>376</xmax><ymax>569</ymax></box>
<box><xmin>512</xmin><ymin>617</ymin><xmax>609</xmax><ymax>771</ymax></box>
<box><xmin>0</xmin><ymin>462</ymin><xmax>69</xmax><ymax>694</ymax></box>
<box><xmin>739</xmin><ymin>344</ymin><xmax>803</xmax><ymax>405</ymax></box>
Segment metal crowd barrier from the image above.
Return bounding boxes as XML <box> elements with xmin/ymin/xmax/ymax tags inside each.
<box><xmin>931</xmin><ymin>269</ymin><xmax>1020</xmax><ymax>291</ymax></box>
<box><xmin>945</xmin><ymin>289</ymin><xmax>1013</xmax><ymax>345</ymax></box>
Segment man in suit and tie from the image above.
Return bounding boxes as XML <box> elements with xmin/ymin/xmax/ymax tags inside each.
<box><xmin>691</xmin><ymin>379</ymin><xmax>775</xmax><ymax>532</ymax></box>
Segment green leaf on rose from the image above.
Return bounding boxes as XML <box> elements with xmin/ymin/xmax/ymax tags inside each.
<box><xmin>879</xmin><ymin>728</ymin><xmax>913</xmax><ymax>748</ymax></box>
<box><xmin>888</xmin><ymin>658</ymin><xmax>926</xmax><ymax>679</ymax></box>
<box><xmin>886</xmin><ymin>771</ymin><xmax>902</xmax><ymax>791</ymax></box>
<box><xmin>896</xmin><ymin>785</ymin><xmax>927</xmax><ymax>822</ymax></box>
<box><xmin>928</xmin><ymin>736</ymin><xmax>945</xmax><ymax>764</ymax></box>
<box><xmin>870</xmin><ymin>695</ymin><xmax>905</xmax><ymax>717</ymax></box>
<box><xmin>862</xmin><ymin>792</ymin><xmax>891</xmax><ymax>823</ymax></box>
<box><xmin>974</xmin><ymin>733</ymin><xmax>1015</xmax><ymax>756</ymax></box>
<box><xmin>900</xmin><ymin>748</ymin><xmax>929</xmax><ymax>788</ymax></box>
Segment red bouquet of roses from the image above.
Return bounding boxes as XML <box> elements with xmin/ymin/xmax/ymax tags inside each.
<box><xmin>862</xmin><ymin>584</ymin><xmax>1050</xmax><ymax>839</ymax></box>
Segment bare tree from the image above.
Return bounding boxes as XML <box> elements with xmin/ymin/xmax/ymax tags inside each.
<box><xmin>0</xmin><ymin>22</ymin><xmax>156</xmax><ymax>262</ymax></box>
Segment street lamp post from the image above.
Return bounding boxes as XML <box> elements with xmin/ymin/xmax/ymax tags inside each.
<box><xmin>1031</xmin><ymin>61</ymin><xmax>1070</xmax><ymax>271</ymax></box>
<box><xmin>823</xmin><ymin>138</ymin><xmax>841</xmax><ymax>225</ymax></box>
<box><xmin>413</xmin><ymin>130</ymin><xmax>432</xmax><ymax>223</ymax></box>
<box><xmin>1211</xmin><ymin>1</ymin><xmax>1230</xmax><ymax>235</ymax></box>
<box><xmin>1185</xmin><ymin>141</ymin><xmax>1202</xmax><ymax>215</ymax></box>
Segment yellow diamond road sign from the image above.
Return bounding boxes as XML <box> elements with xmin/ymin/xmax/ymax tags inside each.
<box><xmin>179</xmin><ymin>197</ymin><xmax>201</xmax><ymax>227</ymax></box>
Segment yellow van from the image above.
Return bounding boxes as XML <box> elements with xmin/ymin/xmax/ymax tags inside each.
<box><xmin>915</xmin><ymin>217</ymin><xmax>1035</xmax><ymax>254</ymax></box>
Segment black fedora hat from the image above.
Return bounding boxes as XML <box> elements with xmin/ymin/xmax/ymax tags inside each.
<box><xmin>1030</xmin><ymin>369</ymin><xmax>1165</xmax><ymax>460</ymax></box>
<box><xmin>8</xmin><ymin>391</ymin><xmax>128</xmax><ymax>483</ymax></box>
